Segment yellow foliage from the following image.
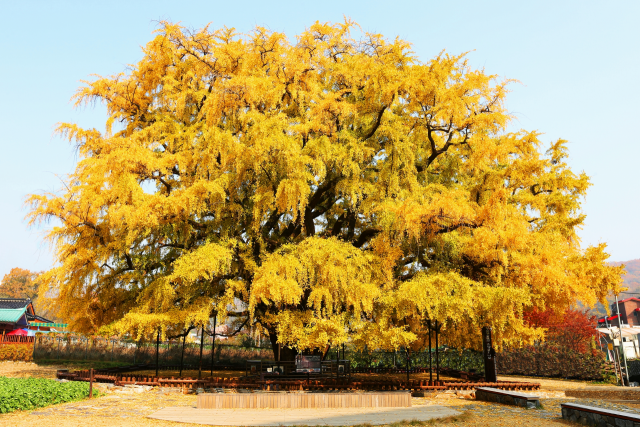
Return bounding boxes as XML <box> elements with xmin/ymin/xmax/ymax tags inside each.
<box><xmin>28</xmin><ymin>20</ymin><xmax>623</xmax><ymax>354</ymax></box>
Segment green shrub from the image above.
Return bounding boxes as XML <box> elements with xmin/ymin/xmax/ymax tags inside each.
<box><xmin>0</xmin><ymin>376</ymin><xmax>101</xmax><ymax>413</ymax></box>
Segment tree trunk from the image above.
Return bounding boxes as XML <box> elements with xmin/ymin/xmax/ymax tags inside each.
<box><xmin>210</xmin><ymin>315</ymin><xmax>216</xmax><ymax>376</ymax></box>
<box><xmin>268</xmin><ymin>330</ymin><xmax>298</xmax><ymax>361</ymax></box>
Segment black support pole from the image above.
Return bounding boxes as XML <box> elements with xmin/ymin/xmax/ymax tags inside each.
<box><xmin>210</xmin><ymin>315</ymin><xmax>217</xmax><ymax>376</ymax></box>
<box><xmin>435</xmin><ymin>320</ymin><xmax>440</xmax><ymax>382</ymax></box>
<box><xmin>198</xmin><ymin>326</ymin><xmax>205</xmax><ymax>379</ymax></box>
<box><xmin>155</xmin><ymin>330</ymin><xmax>160</xmax><ymax>377</ymax></box>
<box><xmin>406</xmin><ymin>349</ymin><xmax>410</xmax><ymax>384</ymax></box>
<box><xmin>428</xmin><ymin>320</ymin><xmax>432</xmax><ymax>383</ymax></box>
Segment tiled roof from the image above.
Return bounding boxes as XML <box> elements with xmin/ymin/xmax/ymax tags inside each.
<box><xmin>26</xmin><ymin>313</ymin><xmax>53</xmax><ymax>323</ymax></box>
<box><xmin>0</xmin><ymin>307</ymin><xmax>27</xmax><ymax>323</ymax></box>
<box><xmin>0</xmin><ymin>298</ymin><xmax>32</xmax><ymax>310</ymax></box>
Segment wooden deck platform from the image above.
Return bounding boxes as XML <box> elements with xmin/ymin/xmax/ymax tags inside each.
<box><xmin>197</xmin><ymin>392</ymin><xmax>412</xmax><ymax>409</ymax></box>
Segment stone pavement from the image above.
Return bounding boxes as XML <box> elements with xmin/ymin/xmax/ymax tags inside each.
<box><xmin>147</xmin><ymin>405</ymin><xmax>462</xmax><ymax>426</ymax></box>
<box><xmin>438</xmin><ymin>397</ymin><xmax>640</xmax><ymax>422</ymax></box>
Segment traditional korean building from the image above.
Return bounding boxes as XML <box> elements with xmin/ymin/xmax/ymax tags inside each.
<box><xmin>0</xmin><ymin>298</ymin><xmax>61</xmax><ymax>335</ymax></box>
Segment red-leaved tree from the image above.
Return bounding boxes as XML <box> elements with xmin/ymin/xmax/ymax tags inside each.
<box><xmin>524</xmin><ymin>308</ymin><xmax>597</xmax><ymax>354</ymax></box>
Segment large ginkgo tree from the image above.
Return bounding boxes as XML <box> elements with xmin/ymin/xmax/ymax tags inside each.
<box><xmin>29</xmin><ymin>21</ymin><xmax>623</xmax><ymax>360</ymax></box>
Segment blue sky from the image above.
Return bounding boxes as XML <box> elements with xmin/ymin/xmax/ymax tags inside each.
<box><xmin>0</xmin><ymin>0</ymin><xmax>638</xmax><ymax>278</ymax></box>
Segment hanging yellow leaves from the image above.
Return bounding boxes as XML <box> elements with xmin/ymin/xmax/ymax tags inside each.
<box><xmin>28</xmin><ymin>20</ymin><xmax>623</xmax><ymax>357</ymax></box>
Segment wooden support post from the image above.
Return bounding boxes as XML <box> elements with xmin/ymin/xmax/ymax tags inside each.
<box><xmin>89</xmin><ymin>368</ymin><xmax>94</xmax><ymax>399</ymax></box>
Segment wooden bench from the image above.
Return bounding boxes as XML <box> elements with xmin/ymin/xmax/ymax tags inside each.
<box><xmin>475</xmin><ymin>387</ymin><xmax>541</xmax><ymax>409</ymax></box>
<box><xmin>561</xmin><ymin>402</ymin><xmax>640</xmax><ymax>426</ymax></box>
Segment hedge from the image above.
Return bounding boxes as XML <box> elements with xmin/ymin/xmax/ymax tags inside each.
<box><xmin>0</xmin><ymin>344</ymin><xmax>33</xmax><ymax>362</ymax></box>
<box><xmin>496</xmin><ymin>345</ymin><xmax>606</xmax><ymax>380</ymax></box>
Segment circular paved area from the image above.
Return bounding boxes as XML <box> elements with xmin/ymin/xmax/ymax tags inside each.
<box><xmin>147</xmin><ymin>405</ymin><xmax>462</xmax><ymax>426</ymax></box>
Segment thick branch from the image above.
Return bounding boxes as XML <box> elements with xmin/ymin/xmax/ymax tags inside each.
<box><xmin>362</xmin><ymin>105</ymin><xmax>387</xmax><ymax>140</ymax></box>
<box><xmin>353</xmin><ymin>228</ymin><xmax>381</xmax><ymax>248</ymax></box>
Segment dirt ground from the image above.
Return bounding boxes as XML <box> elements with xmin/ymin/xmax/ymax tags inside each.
<box><xmin>0</xmin><ymin>360</ymin><xmax>63</xmax><ymax>379</ymax></box>
<box><xmin>497</xmin><ymin>375</ymin><xmax>616</xmax><ymax>390</ymax></box>
<box><xmin>0</xmin><ymin>361</ymin><xmax>633</xmax><ymax>427</ymax></box>
<box><xmin>0</xmin><ymin>386</ymin><xmax>583</xmax><ymax>427</ymax></box>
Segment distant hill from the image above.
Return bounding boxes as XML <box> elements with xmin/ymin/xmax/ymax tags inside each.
<box><xmin>610</xmin><ymin>259</ymin><xmax>640</xmax><ymax>296</ymax></box>
<box><xmin>576</xmin><ymin>259</ymin><xmax>640</xmax><ymax>317</ymax></box>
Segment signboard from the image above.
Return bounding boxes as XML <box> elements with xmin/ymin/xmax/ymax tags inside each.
<box><xmin>482</xmin><ymin>326</ymin><xmax>497</xmax><ymax>383</ymax></box>
<box><xmin>608</xmin><ymin>343</ymin><xmax>614</xmax><ymax>350</ymax></box>
<box><xmin>295</xmin><ymin>355</ymin><xmax>322</xmax><ymax>373</ymax></box>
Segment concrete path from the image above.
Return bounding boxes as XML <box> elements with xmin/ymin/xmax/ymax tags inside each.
<box><xmin>148</xmin><ymin>405</ymin><xmax>462</xmax><ymax>426</ymax></box>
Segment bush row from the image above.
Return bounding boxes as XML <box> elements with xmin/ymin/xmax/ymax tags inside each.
<box><xmin>0</xmin><ymin>344</ymin><xmax>33</xmax><ymax>362</ymax></box>
<box><xmin>496</xmin><ymin>345</ymin><xmax>606</xmax><ymax>380</ymax></box>
<box><xmin>33</xmin><ymin>336</ymin><xmax>271</xmax><ymax>365</ymax></box>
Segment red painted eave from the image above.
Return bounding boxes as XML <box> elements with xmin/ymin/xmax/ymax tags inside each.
<box><xmin>598</xmin><ymin>315</ymin><xmax>619</xmax><ymax>323</ymax></box>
